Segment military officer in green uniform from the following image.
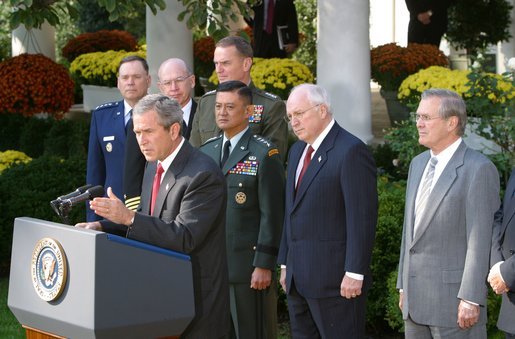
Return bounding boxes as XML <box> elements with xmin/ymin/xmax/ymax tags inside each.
<box><xmin>200</xmin><ymin>81</ymin><xmax>285</xmax><ymax>339</ymax></box>
<box><xmin>191</xmin><ymin>36</ymin><xmax>288</xmax><ymax>162</ymax></box>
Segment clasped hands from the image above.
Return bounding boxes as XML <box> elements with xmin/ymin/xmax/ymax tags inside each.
<box><xmin>488</xmin><ymin>262</ymin><xmax>510</xmax><ymax>295</ymax></box>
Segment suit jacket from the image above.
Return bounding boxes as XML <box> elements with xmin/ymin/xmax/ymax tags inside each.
<box><xmin>405</xmin><ymin>0</ymin><xmax>452</xmax><ymax>44</ymax></box>
<box><xmin>103</xmin><ymin>141</ymin><xmax>230</xmax><ymax>339</ymax></box>
<box><xmin>123</xmin><ymin>99</ymin><xmax>198</xmax><ymax>210</ymax></box>
<box><xmin>250</xmin><ymin>0</ymin><xmax>299</xmax><ymax>58</ymax></box>
<box><xmin>397</xmin><ymin>141</ymin><xmax>500</xmax><ymax>328</ymax></box>
<box><xmin>277</xmin><ymin>122</ymin><xmax>378</xmax><ymax>298</ymax></box>
<box><xmin>86</xmin><ymin>100</ymin><xmax>127</xmax><ymax>221</ymax></box>
<box><xmin>200</xmin><ymin>129</ymin><xmax>285</xmax><ymax>283</ymax></box>
<box><xmin>491</xmin><ymin>169</ymin><xmax>515</xmax><ymax>334</ymax></box>
<box><xmin>190</xmin><ymin>82</ymin><xmax>288</xmax><ymax>162</ymax></box>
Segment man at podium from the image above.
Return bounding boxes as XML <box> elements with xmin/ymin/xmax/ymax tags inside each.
<box><xmin>76</xmin><ymin>94</ymin><xmax>230</xmax><ymax>339</ymax></box>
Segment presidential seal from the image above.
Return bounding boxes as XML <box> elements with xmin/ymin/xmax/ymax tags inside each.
<box><xmin>31</xmin><ymin>238</ymin><xmax>68</xmax><ymax>301</ymax></box>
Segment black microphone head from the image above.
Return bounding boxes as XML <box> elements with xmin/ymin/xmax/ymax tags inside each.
<box><xmin>87</xmin><ymin>185</ymin><xmax>105</xmax><ymax>199</ymax></box>
<box><xmin>57</xmin><ymin>184</ymin><xmax>93</xmax><ymax>201</ymax></box>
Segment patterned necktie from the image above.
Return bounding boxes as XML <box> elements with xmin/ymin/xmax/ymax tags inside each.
<box><xmin>265</xmin><ymin>0</ymin><xmax>275</xmax><ymax>34</ymax></box>
<box><xmin>221</xmin><ymin>140</ymin><xmax>231</xmax><ymax>168</ymax></box>
<box><xmin>297</xmin><ymin>146</ymin><xmax>314</xmax><ymax>189</ymax></box>
<box><xmin>150</xmin><ymin>163</ymin><xmax>164</xmax><ymax>215</ymax></box>
<box><xmin>414</xmin><ymin>157</ymin><xmax>438</xmax><ymax>235</ymax></box>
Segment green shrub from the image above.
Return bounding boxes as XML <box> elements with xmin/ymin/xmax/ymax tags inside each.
<box><xmin>18</xmin><ymin>117</ymin><xmax>53</xmax><ymax>157</ymax></box>
<box><xmin>44</xmin><ymin>118</ymin><xmax>90</xmax><ymax>159</ymax></box>
<box><xmin>366</xmin><ymin>176</ymin><xmax>406</xmax><ymax>334</ymax></box>
<box><xmin>385</xmin><ymin>270</ymin><xmax>404</xmax><ymax>332</ymax></box>
<box><xmin>0</xmin><ymin>114</ymin><xmax>27</xmax><ymax>151</ymax></box>
<box><xmin>0</xmin><ymin>155</ymin><xmax>87</xmax><ymax>275</ymax></box>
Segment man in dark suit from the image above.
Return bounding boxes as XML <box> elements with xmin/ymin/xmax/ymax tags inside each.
<box><xmin>489</xmin><ymin>169</ymin><xmax>515</xmax><ymax>338</ymax></box>
<box><xmin>397</xmin><ymin>89</ymin><xmax>500</xmax><ymax>338</ymax></box>
<box><xmin>249</xmin><ymin>0</ymin><xmax>299</xmax><ymax>58</ymax></box>
<box><xmin>190</xmin><ymin>36</ymin><xmax>288</xmax><ymax>162</ymax></box>
<box><xmin>77</xmin><ymin>94</ymin><xmax>230</xmax><ymax>339</ymax></box>
<box><xmin>86</xmin><ymin>55</ymin><xmax>150</xmax><ymax>221</ymax></box>
<box><xmin>200</xmin><ymin>81</ymin><xmax>285</xmax><ymax>338</ymax></box>
<box><xmin>405</xmin><ymin>0</ymin><xmax>452</xmax><ymax>46</ymax></box>
<box><xmin>124</xmin><ymin>58</ymin><xmax>197</xmax><ymax>212</ymax></box>
<box><xmin>277</xmin><ymin>84</ymin><xmax>378</xmax><ymax>338</ymax></box>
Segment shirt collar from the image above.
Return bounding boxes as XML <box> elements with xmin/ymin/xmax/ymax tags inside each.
<box><xmin>223</xmin><ymin>126</ymin><xmax>249</xmax><ymax>153</ymax></box>
<box><xmin>310</xmin><ymin>119</ymin><xmax>335</xmax><ymax>153</ymax></box>
<box><xmin>158</xmin><ymin>137</ymin><xmax>186</xmax><ymax>176</ymax></box>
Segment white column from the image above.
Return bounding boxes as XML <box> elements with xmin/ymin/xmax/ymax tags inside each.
<box><xmin>317</xmin><ymin>0</ymin><xmax>373</xmax><ymax>143</ymax></box>
<box><xmin>146</xmin><ymin>0</ymin><xmax>193</xmax><ymax>94</ymax></box>
<box><xmin>12</xmin><ymin>22</ymin><xmax>56</xmax><ymax>60</ymax></box>
<box><xmin>496</xmin><ymin>0</ymin><xmax>515</xmax><ymax>73</ymax></box>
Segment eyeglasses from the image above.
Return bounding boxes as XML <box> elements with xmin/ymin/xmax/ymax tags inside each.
<box><xmin>285</xmin><ymin>104</ymin><xmax>321</xmax><ymax>123</ymax></box>
<box><xmin>411</xmin><ymin>112</ymin><xmax>443</xmax><ymax>122</ymax></box>
<box><xmin>158</xmin><ymin>75</ymin><xmax>192</xmax><ymax>87</ymax></box>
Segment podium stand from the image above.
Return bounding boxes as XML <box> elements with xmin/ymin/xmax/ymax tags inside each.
<box><xmin>8</xmin><ymin>217</ymin><xmax>195</xmax><ymax>338</ymax></box>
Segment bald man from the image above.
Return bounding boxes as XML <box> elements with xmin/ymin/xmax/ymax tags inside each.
<box><xmin>123</xmin><ymin>58</ymin><xmax>197</xmax><ymax>212</ymax></box>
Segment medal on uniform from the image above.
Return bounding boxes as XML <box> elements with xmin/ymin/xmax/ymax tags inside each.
<box><xmin>235</xmin><ymin>192</ymin><xmax>246</xmax><ymax>204</ymax></box>
<box><xmin>249</xmin><ymin>105</ymin><xmax>263</xmax><ymax>123</ymax></box>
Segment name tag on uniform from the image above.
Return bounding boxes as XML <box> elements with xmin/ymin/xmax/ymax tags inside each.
<box><xmin>103</xmin><ymin>136</ymin><xmax>115</xmax><ymax>141</ymax></box>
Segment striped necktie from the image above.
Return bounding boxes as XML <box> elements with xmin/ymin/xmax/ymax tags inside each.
<box><xmin>414</xmin><ymin>157</ymin><xmax>438</xmax><ymax>236</ymax></box>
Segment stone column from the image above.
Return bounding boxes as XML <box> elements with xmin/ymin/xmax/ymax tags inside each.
<box><xmin>317</xmin><ymin>0</ymin><xmax>373</xmax><ymax>142</ymax></box>
<box><xmin>12</xmin><ymin>22</ymin><xmax>56</xmax><ymax>60</ymax></box>
<box><xmin>496</xmin><ymin>0</ymin><xmax>515</xmax><ymax>73</ymax></box>
<box><xmin>146</xmin><ymin>0</ymin><xmax>193</xmax><ymax>94</ymax></box>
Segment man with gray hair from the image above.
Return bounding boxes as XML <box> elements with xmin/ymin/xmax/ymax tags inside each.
<box><xmin>278</xmin><ymin>84</ymin><xmax>378</xmax><ymax>338</ymax></box>
<box><xmin>397</xmin><ymin>89</ymin><xmax>500</xmax><ymax>338</ymax></box>
<box><xmin>77</xmin><ymin>94</ymin><xmax>230</xmax><ymax>338</ymax></box>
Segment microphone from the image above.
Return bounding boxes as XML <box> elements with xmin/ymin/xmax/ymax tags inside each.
<box><xmin>56</xmin><ymin>184</ymin><xmax>93</xmax><ymax>201</ymax></box>
<box><xmin>61</xmin><ymin>185</ymin><xmax>105</xmax><ymax>207</ymax></box>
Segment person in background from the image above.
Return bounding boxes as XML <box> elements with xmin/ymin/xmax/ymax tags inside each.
<box><xmin>405</xmin><ymin>0</ymin><xmax>453</xmax><ymax>46</ymax></box>
<box><xmin>190</xmin><ymin>36</ymin><xmax>288</xmax><ymax>162</ymax></box>
<box><xmin>249</xmin><ymin>0</ymin><xmax>299</xmax><ymax>58</ymax></box>
<box><xmin>201</xmin><ymin>80</ymin><xmax>285</xmax><ymax>339</ymax></box>
<box><xmin>87</xmin><ymin>55</ymin><xmax>150</xmax><ymax>221</ymax></box>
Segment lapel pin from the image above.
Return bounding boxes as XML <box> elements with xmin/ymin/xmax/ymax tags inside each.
<box><xmin>240</xmin><ymin>146</ymin><xmax>245</xmax><ymax>150</ymax></box>
<box><xmin>318</xmin><ymin>156</ymin><xmax>322</xmax><ymax>162</ymax></box>
<box><xmin>165</xmin><ymin>184</ymin><xmax>169</xmax><ymax>191</ymax></box>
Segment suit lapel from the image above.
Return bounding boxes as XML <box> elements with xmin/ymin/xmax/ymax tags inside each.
<box><xmin>412</xmin><ymin>142</ymin><xmax>466</xmax><ymax>244</ymax></box>
<box><xmin>153</xmin><ymin>141</ymin><xmax>191</xmax><ymax>217</ymax></box>
<box><xmin>141</xmin><ymin>161</ymin><xmax>155</xmax><ymax>215</ymax></box>
<box><xmin>502</xmin><ymin>169</ymin><xmax>515</xmax><ymax>233</ymax></box>
<box><xmin>406</xmin><ymin>152</ymin><xmax>430</xmax><ymax>242</ymax></box>
<box><xmin>286</xmin><ymin>141</ymin><xmax>304</xmax><ymax>209</ymax></box>
<box><xmin>292</xmin><ymin>124</ymin><xmax>338</xmax><ymax>210</ymax></box>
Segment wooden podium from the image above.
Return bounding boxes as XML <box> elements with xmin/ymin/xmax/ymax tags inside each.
<box><xmin>8</xmin><ymin>217</ymin><xmax>195</xmax><ymax>338</ymax></box>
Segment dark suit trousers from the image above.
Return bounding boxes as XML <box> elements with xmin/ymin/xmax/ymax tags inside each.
<box><xmin>286</xmin><ymin>279</ymin><xmax>368</xmax><ymax>339</ymax></box>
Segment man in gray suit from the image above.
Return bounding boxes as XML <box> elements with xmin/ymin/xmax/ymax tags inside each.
<box><xmin>397</xmin><ymin>89</ymin><xmax>500</xmax><ymax>338</ymax></box>
<box><xmin>489</xmin><ymin>169</ymin><xmax>515</xmax><ymax>338</ymax></box>
<box><xmin>77</xmin><ymin>94</ymin><xmax>230</xmax><ymax>339</ymax></box>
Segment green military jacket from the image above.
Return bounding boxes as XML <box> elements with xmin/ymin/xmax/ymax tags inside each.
<box><xmin>190</xmin><ymin>82</ymin><xmax>288</xmax><ymax>162</ymax></box>
<box><xmin>200</xmin><ymin>129</ymin><xmax>285</xmax><ymax>283</ymax></box>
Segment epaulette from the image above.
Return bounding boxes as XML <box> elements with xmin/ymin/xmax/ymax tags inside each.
<box><xmin>93</xmin><ymin>101</ymin><xmax>118</xmax><ymax>111</ymax></box>
<box><xmin>202</xmin><ymin>89</ymin><xmax>217</xmax><ymax>97</ymax></box>
<box><xmin>252</xmin><ymin>134</ymin><xmax>273</xmax><ymax>148</ymax></box>
<box><xmin>253</xmin><ymin>87</ymin><xmax>281</xmax><ymax>101</ymax></box>
<box><xmin>203</xmin><ymin>134</ymin><xmax>223</xmax><ymax>145</ymax></box>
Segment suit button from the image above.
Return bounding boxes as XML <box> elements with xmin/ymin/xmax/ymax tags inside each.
<box><xmin>510</xmin><ymin>250</ymin><xmax>515</xmax><ymax>255</ymax></box>
<box><xmin>410</xmin><ymin>249</ymin><xmax>415</xmax><ymax>254</ymax></box>
<box><xmin>253</xmin><ymin>246</ymin><xmax>257</xmax><ymax>251</ymax></box>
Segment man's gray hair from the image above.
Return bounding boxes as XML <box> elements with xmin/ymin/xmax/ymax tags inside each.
<box><xmin>290</xmin><ymin>83</ymin><xmax>332</xmax><ymax>114</ymax></box>
<box><xmin>133</xmin><ymin>94</ymin><xmax>183</xmax><ymax>131</ymax></box>
<box><xmin>421</xmin><ymin>88</ymin><xmax>467</xmax><ymax>136</ymax></box>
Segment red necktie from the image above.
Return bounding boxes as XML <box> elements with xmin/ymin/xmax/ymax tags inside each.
<box><xmin>150</xmin><ymin>163</ymin><xmax>164</xmax><ymax>215</ymax></box>
<box><xmin>265</xmin><ymin>0</ymin><xmax>275</xmax><ymax>34</ymax></box>
<box><xmin>297</xmin><ymin>146</ymin><xmax>314</xmax><ymax>189</ymax></box>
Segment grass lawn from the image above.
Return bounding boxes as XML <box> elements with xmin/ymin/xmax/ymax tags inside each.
<box><xmin>0</xmin><ymin>277</ymin><xmax>24</xmax><ymax>339</ymax></box>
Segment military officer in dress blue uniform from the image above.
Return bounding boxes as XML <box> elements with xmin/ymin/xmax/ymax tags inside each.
<box><xmin>86</xmin><ymin>55</ymin><xmax>150</xmax><ymax>221</ymax></box>
<box><xmin>190</xmin><ymin>36</ymin><xmax>288</xmax><ymax>163</ymax></box>
<box><xmin>200</xmin><ymin>81</ymin><xmax>285</xmax><ymax>339</ymax></box>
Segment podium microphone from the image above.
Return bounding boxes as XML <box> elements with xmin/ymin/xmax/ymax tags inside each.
<box><xmin>57</xmin><ymin>184</ymin><xmax>93</xmax><ymax>201</ymax></box>
<box><xmin>61</xmin><ymin>185</ymin><xmax>105</xmax><ymax>208</ymax></box>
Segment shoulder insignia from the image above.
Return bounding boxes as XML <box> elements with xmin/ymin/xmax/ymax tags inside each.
<box><xmin>268</xmin><ymin>148</ymin><xmax>279</xmax><ymax>157</ymax></box>
<box><xmin>263</xmin><ymin>91</ymin><xmax>279</xmax><ymax>100</ymax></box>
<box><xmin>203</xmin><ymin>135</ymin><xmax>222</xmax><ymax>145</ymax></box>
<box><xmin>94</xmin><ymin>101</ymin><xmax>118</xmax><ymax>111</ymax></box>
<box><xmin>252</xmin><ymin>134</ymin><xmax>272</xmax><ymax>148</ymax></box>
<box><xmin>252</xmin><ymin>86</ymin><xmax>280</xmax><ymax>101</ymax></box>
<box><xmin>203</xmin><ymin>89</ymin><xmax>216</xmax><ymax>97</ymax></box>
